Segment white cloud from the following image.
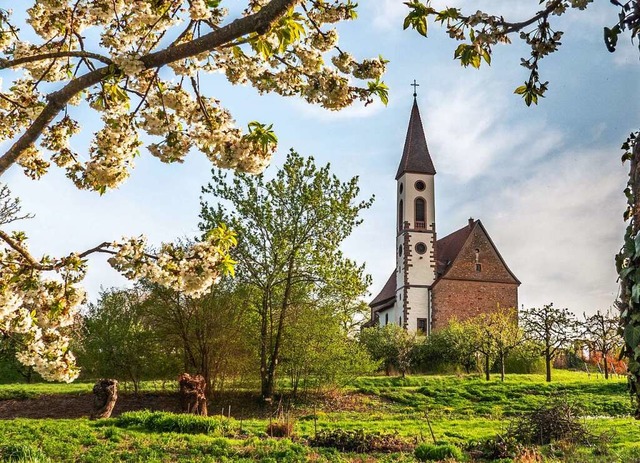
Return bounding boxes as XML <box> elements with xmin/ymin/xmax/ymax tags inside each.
<box><xmin>423</xmin><ymin>77</ymin><xmax>563</xmax><ymax>182</ymax></box>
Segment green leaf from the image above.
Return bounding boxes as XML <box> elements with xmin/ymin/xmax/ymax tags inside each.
<box><xmin>633</xmin><ymin>283</ymin><xmax>640</xmax><ymax>304</ymax></box>
<box><xmin>625</xmin><ymin>324</ymin><xmax>640</xmax><ymax>348</ymax></box>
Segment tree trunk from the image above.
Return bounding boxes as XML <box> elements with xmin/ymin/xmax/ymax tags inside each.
<box><xmin>604</xmin><ymin>355</ymin><xmax>609</xmax><ymax>380</ymax></box>
<box><xmin>260</xmin><ymin>293</ymin><xmax>271</xmax><ymax>402</ymax></box>
<box><xmin>484</xmin><ymin>354</ymin><xmax>490</xmax><ymax>381</ymax></box>
<box><xmin>90</xmin><ymin>379</ymin><xmax>118</xmax><ymax>420</ymax></box>
<box><xmin>545</xmin><ymin>352</ymin><xmax>552</xmax><ymax>382</ymax></box>
<box><xmin>178</xmin><ymin>373</ymin><xmax>208</xmax><ymax>415</ymax></box>
<box><xmin>262</xmin><ymin>259</ymin><xmax>295</xmax><ymax>402</ymax></box>
<box><xmin>500</xmin><ymin>353</ymin><xmax>505</xmax><ymax>382</ymax></box>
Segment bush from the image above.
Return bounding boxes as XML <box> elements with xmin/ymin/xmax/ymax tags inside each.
<box><xmin>309</xmin><ymin>429</ymin><xmax>410</xmax><ymax>453</ymax></box>
<box><xmin>504</xmin><ymin>343</ymin><xmax>545</xmax><ymax>374</ymax></box>
<box><xmin>507</xmin><ymin>397</ymin><xmax>591</xmax><ymax>445</ymax></box>
<box><xmin>414</xmin><ymin>443</ymin><xmax>463</xmax><ymax>461</ymax></box>
<box><xmin>266</xmin><ymin>421</ymin><xmax>294</xmax><ymax>438</ymax></box>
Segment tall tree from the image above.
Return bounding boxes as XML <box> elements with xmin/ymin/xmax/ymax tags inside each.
<box><xmin>200</xmin><ymin>150</ymin><xmax>372</xmax><ymax>400</ymax></box>
<box><xmin>582</xmin><ymin>309</ymin><xmax>624</xmax><ymax>380</ymax></box>
<box><xmin>0</xmin><ymin>0</ymin><xmax>387</xmax><ymax>382</ymax></box>
<box><xmin>403</xmin><ymin>0</ymin><xmax>640</xmax><ymax>413</ymax></box>
<box><xmin>521</xmin><ymin>304</ymin><xmax>579</xmax><ymax>382</ymax></box>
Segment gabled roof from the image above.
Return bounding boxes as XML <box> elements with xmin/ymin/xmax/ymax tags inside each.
<box><xmin>368</xmin><ymin>219</ymin><xmax>520</xmax><ymax>310</ymax></box>
<box><xmin>369</xmin><ymin>271</ymin><xmax>396</xmax><ymax>308</ymax></box>
<box><xmin>435</xmin><ymin>221</ymin><xmax>474</xmax><ymax>276</ymax></box>
<box><xmin>395</xmin><ymin>99</ymin><xmax>436</xmax><ymax>180</ymax></box>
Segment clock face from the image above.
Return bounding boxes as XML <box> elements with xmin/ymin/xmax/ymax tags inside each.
<box><xmin>415</xmin><ymin>180</ymin><xmax>426</xmax><ymax>191</ymax></box>
<box><xmin>415</xmin><ymin>242</ymin><xmax>427</xmax><ymax>254</ymax></box>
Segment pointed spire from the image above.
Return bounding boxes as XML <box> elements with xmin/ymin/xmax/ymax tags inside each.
<box><xmin>395</xmin><ymin>98</ymin><xmax>436</xmax><ymax>180</ymax></box>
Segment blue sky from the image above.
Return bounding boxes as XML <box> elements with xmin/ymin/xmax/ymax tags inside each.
<box><xmin>3</xmin><ymin>1</ymin><xmax>639</xmax><ymax>314</ymax></box>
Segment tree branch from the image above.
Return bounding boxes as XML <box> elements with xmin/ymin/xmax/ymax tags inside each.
<box><xmin>0</xmin><ymin>51</ymin><xmax>113</xmax><ymax>70</ymax></box>
<box><xmin>0</xmin><ymin>0</ymin><xmax>299</xmax><ymax>177</ymax></box>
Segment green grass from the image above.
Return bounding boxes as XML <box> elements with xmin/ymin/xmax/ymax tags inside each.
<box><xmin>0</xmin><ymin>371</ymin><xmax>637</xmax><ymax>462</ymax></box>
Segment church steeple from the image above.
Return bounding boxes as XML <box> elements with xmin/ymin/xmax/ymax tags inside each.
<box><xmin>395</xmin><ymin>99</ymin><xmax>436</xmax><ymax>180</ymax></box>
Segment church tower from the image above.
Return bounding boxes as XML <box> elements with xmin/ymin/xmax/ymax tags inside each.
<box><xmin>395</xmin><ymin>96</ymin><xmax>437</xmax><ymax>333</ymax></box>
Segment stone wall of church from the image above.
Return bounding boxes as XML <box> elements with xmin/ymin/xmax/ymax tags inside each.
<box><xmin>431</xmin><ymin>279</ymin><xmax>518</xmax><ymax>330</ymax></box>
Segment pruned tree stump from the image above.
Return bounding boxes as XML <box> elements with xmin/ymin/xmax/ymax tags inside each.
<box><xmin>90</xmin><ymin>378</ymin><xmax>118</xmax><ymax>420</ymax></box>
<box><xmin>178</xmin><ymin>373</ymin><xmax>208</xmax><ymax>416</ymax></box>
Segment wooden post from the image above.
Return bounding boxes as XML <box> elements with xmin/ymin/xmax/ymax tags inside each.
<box><xmin>90</xmin><ymin>379</ymin><xmax>118</xmax><ymax>420</ymax></box>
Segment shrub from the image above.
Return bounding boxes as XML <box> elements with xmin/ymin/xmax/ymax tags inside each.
<box><xmin>414</xmin><ymin>443</ymin><xmax>463</xmax><ymax>462</ymax></box>
<box><xmin>266</xmin><ymin>421</ymin><xmax>294</xmax><ymax>438</ymax></box>
<box><xmin>504</xmin><ymin>343</ymin><xmax>545</xmax><ymax>374</ymax></box>
<box><xmin>507</xmin><ymin>397</ymin><xmax>591</xmax><ymax>445</ymax></box>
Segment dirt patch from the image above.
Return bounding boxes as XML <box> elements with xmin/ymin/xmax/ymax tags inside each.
<box><xmin>0</xmin><ymin>390</ymin><xmax>386</xmax><ymax>420</ymax></box>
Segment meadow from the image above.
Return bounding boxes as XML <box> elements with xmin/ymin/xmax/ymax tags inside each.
<box><xmin>1</xmin><ymin>371</ymin><xmax>639</xmax><ymax>462</ymax></box>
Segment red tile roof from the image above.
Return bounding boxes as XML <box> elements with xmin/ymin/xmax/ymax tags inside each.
<box><xmin>395</xmin><ymin>99</ymin><xmax>436</xmax><ymax>180</ymax></box>
<box><xmin>369</xmin><ymin>221</ymin><xmax>474</xmax><ymax>310</ymax></box>
<box><xmin>369</xmin><ymin>271</ymin><xmax>396</xmax><ymax>307</ymax></box>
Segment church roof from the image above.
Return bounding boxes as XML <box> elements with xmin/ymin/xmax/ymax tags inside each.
<box><xmin>395</xmin><ymin>99</ymin><xmax>436</xmax><ymax>180</ymax></box>
<box><xmin>369</xmin><ymin>219</ymin><xmax>519</xmax><ymax>310</ymax></box>
<box><xmin>369</xmin><ymin>271</ymin><xmax>396</xmax><ymax>308</ymax></box>
<box><xmin>435</xmin><ymin>220</ymin><xmax>475</xmax><ymax>276</ymax></box>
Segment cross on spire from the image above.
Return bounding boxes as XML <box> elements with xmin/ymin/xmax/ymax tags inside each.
<box><xmin>411</xmin><ymin>79</ymin><xmax>420</xmax><ymax>98</ymax></box>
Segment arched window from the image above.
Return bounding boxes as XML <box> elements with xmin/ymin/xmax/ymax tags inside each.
<box><xmin>415</xmin><ymin>198</ymin><xmax>426</xmax><ymax>228</ymax></box>
<box><xmin>398</xmin><ymin>200</ymin><xmax>403</xmax><ymax>231</ymax></box>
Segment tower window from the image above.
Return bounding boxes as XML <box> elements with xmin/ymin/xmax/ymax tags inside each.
<box><xmin>399</xmin><ymin>183</ymin><xmax>403</xmax><ymax>193</ymax></box>
<box><xmin>398</xmin><ymin>200</ymin><xmax>403</xmax><ymax>231</ymax></box>
<box><xmin>398</xmin><ymin>244</ymin><xmax>403</xmax><ymax>256</ymax></box>
<box><xmin>399</xmin><ymin>316</ymin><xmax>402</xmax><ymax>326</ymax></box>
<box><xmin>385</xmin><ymin>313</ymin><xmax>389</xmax><ymax>325</ymax></box>
<box><xmin>415</xmin><ymin>197</ymin><xmax>426</xmax><ymax>228</ymax></box>
<box><xmin>417</xmin><ymin>318</ymin><xmax>427</xmax><ymax>334</ymax></box>
<box><xmin>415</xmin><ymin>242</ymin><xmax>427</xmax><ymax>254</ymax></box>
<box><xmin>415</xmin><ymin>180</ymin><xmax>426</xmax><ymax>191</ymax></box>
<box><xmin>476</xmin><ymin>263</ymin><xmax>482</xmax><ymax>272</ymax></box>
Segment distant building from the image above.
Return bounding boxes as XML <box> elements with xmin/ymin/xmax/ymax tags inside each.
<box><xmin>365</xmin><ymin>98</ymin><xmax>520</xmax><ymax>334</ymax></box>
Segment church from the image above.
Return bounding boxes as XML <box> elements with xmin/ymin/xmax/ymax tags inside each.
<box><xmin>365</xmin><ymin>97</ymin><xmax>520</xmax><ymax>335</ymax></box>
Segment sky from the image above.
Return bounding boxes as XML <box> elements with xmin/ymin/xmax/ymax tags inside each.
<box><xmin>2</xmin><ymin>0</ymin><xmax>639</xmax><ymax>315</ymax></box>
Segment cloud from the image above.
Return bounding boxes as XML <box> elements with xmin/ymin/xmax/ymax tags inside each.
<box><xmin>423</xmin><ymin>76</ymin><xmax>564</xmax><ymax>183</ymax></box>
<box><xmin>287</xmin><ymin>97</ymin><xmax>386</xmax><ymax>121</ymax></box>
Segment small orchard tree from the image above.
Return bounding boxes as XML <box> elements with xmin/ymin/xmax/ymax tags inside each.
<box><xmin>465</xmin><ymin>306</ymin><xmax>522</xmax><ymax>381</ymax></box>
<box><xmin>521</xmin><ymin>303</ymin><xmax>579</xmax><ymax>382</ymax></box>
<box><xmin>0</xmin><ymin>1</ymin><xmax>387</xmax><ymax>382</ymax></box>
<box><xmin>582</xmin><ymin>309</ymin><xmax>624</xmax><ymax>379</ymax></box>
<box><xmin>200</xmin><ymin>150</ymin><xmax>372</xmax><ymax>400</ymax></box>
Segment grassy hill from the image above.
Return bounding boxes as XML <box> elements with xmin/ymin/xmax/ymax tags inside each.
<box><xmin>0</xmin><ymin>371</ymin><xmax>639</xmax><ymax>462</ymax></box>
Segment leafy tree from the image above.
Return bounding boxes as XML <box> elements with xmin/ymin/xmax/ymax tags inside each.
<box><xmin>521</xmin><ymin>304</ymin><xmax>579</xmax><ymax>382</ymax></box>
<box><xmin>141</xmin><ymin>279</ymin><xmax>255</xmax><ymax>395</ymax></box>
<box><xmin>280</xmin><ymin>298</ymin><xmax>376</xmax><ymax>394</ymax></box>
<box><xmin>200</xmin><ymin>150</ymin><xmax>372</xmax><ymax>400</ymax></box>
<box><xmin>359</xmin><ymin>324</ymin><xmax>417</xmax><ymax>377</ymax></box>
<box><xmin>0</xmin><ymin>0</ymin><xmax>386</xmax><ymax>381</ymax></box>
<box><xmin>416</xmin><ymin>319</ymin><xmax>478</xmax><ymax>374</ymax></box>
<box><xmin>403</xmin><ymin>0</ymin><xmax>640</xmax><ymax>412</ymax></box>
<box><xmin>79</xmin><ymin>287</ymin><xmax>174</xmax><ymax>393</ymax></box>
<box><xmin>581</xmin><ymin>309</ymin><xmax>624</xmax><ymax>379</ymax></box>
